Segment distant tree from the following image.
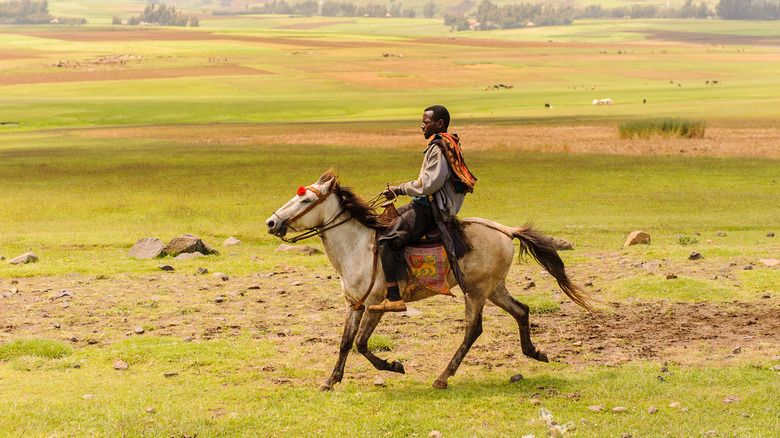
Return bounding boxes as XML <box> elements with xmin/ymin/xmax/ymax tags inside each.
<box><xmin>423</xmin><ymin>0</ymin><xmax>436</xmax><ymax>18</ymax></box>
<box><xmin>111</xmin><ymin>15</ymin><xmax>121</xmax><ymax>24</ymax></box>
<box><xmin>0</xmin><ymin>0</ymin><xmax>52</xmax><ymax>24</ymax></box>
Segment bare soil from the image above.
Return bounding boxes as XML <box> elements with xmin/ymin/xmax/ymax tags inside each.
<box><xmin>2</xmin><ymin>260</ymin><xmax>777</xmax><ymax>381</ymax></box>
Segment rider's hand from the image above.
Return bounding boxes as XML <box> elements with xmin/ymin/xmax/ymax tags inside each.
<box><xmin>383</xmin><ymin>186</ymin><xmax>401</xmax><ymax>200</ymax></box>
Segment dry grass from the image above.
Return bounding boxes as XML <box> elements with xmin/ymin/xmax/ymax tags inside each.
<box><xmin>80</xmin><ymin>123</ymin><xmax>780</xmax><ymax>158</ymax></box>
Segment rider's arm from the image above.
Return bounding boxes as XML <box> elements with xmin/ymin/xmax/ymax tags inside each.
<box><xmin>399</xmin><ymin>145</ymin><xmax>449</xmax><ymax>197</ymax></box>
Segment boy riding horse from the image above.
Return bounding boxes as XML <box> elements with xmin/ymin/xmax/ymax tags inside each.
<box><xmin>370</xmin><ymin>105</ymin><xmax>477</xmax><ymax>313</ymax></box>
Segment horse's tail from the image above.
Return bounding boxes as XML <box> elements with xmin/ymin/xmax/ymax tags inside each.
<box><xmin>511</xmin><ymin>223</ymin><xmax>594</xmax><ymax>313</ymax></box>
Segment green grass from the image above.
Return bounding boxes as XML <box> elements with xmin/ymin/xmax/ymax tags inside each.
<box><xmin>618</xmin><ymin>117</ymin><xmax>706</xmax><ymax>139</ymax></box>
<box><xmin>0</xmin><ymin>338</ymin><xmax>73</xmax><ymax>360</ymax></box>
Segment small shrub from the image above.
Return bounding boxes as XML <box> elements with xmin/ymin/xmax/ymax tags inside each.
<box><xmin>0</xmin><ymin>339</ymin><xmax>73</xmax><ymax>361</ymax></box>
<box><xmin>619</xmin><ymin>118</ymin><xmax>706</xmax><ymax>139</ymax></box>
<box><xmin>677</xmin><ymin>235</ymin><xmax>699</xmax><ymax>245</ymax></box>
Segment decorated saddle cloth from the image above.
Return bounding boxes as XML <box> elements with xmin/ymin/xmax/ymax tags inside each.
<box><xmin>403</xmin><ymin>241</ymin><xmax>453</xmax><ymax>296</ymax></box>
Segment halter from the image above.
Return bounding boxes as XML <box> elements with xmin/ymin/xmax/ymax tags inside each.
<box><xmin>270</xmin><ymin>184</ymin><xmax>351</xmax><ymax>244</ymax></box>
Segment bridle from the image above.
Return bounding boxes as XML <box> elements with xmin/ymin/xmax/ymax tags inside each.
<box><xmin>269</xmin><ymin>184</ymin><xmax>351</xmax><ymax>244</ymax></box>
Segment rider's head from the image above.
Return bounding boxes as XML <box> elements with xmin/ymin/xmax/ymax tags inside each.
<box><xmin>421</xmin><ymin>105</ymin><xmax>449</xmax><ymax>139</ymax></box>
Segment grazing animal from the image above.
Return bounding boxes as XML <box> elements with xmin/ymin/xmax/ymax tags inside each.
<box><xmin>266</xmin><ymin>171</ymin><xmax>592</xmax><ymax>390</ymax></box>
<box><xmin>544</xmin><ymin>103</ymin><xmax>551</xmax><ymax>108</ymax></box>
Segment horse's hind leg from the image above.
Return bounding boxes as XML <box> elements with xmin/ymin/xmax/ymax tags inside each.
<box><xmin>320</xmin><ymin>307</ymin><xmax>364</xmax><ymax>391</ymax></box>
<box><xmin>354</xmin><ymin>310</ymin><xmax>405</xmax><ymax>374</ymax></box>
<box><xmin>489</xmin><ymin>284</ymin><xmax>549</xmax><ymax>362</ymax></box>
<box><xmin>433</xmin><ymin>292</ymin><xmax>486</xmax><ymax>389</ymax></box>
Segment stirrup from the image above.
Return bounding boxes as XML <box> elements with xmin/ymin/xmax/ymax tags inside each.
<box><xmin>368</xmin><ymin>298</ymin><xmax>407</xmax><ymax>313</ymax></box>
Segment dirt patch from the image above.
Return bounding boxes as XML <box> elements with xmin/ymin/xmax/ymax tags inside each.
<box><xmin>0</xmin><ymin>65</ymin><xmax>270</xmax><ymax>86</ymax></box>
<box><xmin>80</xmin><ymin>124</ymin><xmax>780</xmax><ymax>159</ymax></box>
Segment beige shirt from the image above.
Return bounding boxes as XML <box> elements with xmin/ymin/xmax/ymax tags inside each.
<box><xmin>399</xmin><ymin>140</ymin><xmax>465</xmax><ymax>220</ymax></box>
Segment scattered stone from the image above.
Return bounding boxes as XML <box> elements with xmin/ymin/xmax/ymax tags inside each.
<box><xmin>612</xmin><ymin>407</ymin><xmax>627</xmax><ymax>413</ymax></box>
<box><xmin>127</xmin><ymin>238</ymin><xmax>165</xmax><ymax>259</ymax></box>
<box><xmin>705</xmin><ymin>431</ymin><xmax>717</xmax><ymax>437</ymax></box>
<box><xmin>50</xmin><ymin>290</ymin><xmax>73</xmax><ymax>300</ymax></box>
<box><xmin>624</xmin><ymin>231</ymin><xmax>651</xmax><ymax>247</ymax></box>
<box><xmin>743</xmin><ymin>264</ymin><xmax>753</xmax><ymax>270</ymax></box>
<box><xmin>164</xmin><ymin>234</ymin><xmax>218</xmax><ymax>256</ymax></box>
<box><xmin>510</xmin><ymin>373</ymin><xmax>523</xmax><ymax>382</ymax></box>
<box><xmin>572</xmin><ymin>341</ymin><xmax>583</xmax><ymax>347</ymax></box>
<box><xmin>723</xmin><ymin>395</ymin><xmax>740</xmax><ymax>404</ymax></box>
<box><xmin>134</xmin><ymin>326</ymin><xmax>145</xmax><ymax>334</ymax></box>
<box><xmin>584</xmin><ymin>281</ymin><xmax>593</xmax><ymax>287</ymax></box>
<box><xmin>547</xmin><ymin>236</ymin><xmax>574</xmax><ymax>251</ymax></box>
<box><xmin>401</xmin><ymin>306</ymin><xmax>423</xmax><ymax>317</ymax></box>
<box><xmin>215</xmin><ymin>295</ymin><xmax>226</xmax><ymax>303</ymax></box>
<box><xmin>158</xmin><ymin>265</ymin><xmax>175</xmax><ymax>271</ymax></box>
<box><xmin>275</xmin><ymin>244</ymin><xmax>322</xmax><ymax>256</ymax></box>
<box><xmin>8</xmin><ymin>252</ymin><xmax>38</xmax><ymax>265</ymax></box>
<box><xmin>196</xmin><ymin>267</ymin><xmax>208</xmax><ymax>275</ymax></box>
<box><xmin>669</xmin><ymin>402</ymin><xmax>682</xmax><ymax>408</ymax></box>
<box><xmin>163</xmin><ymin>372</ymin><xmax>178</xmax><ymax>378</ymax></box>
<box><xmin>248</xmin><ymin>284</ymin><xmax>260</xmax><ymax>290</ymax></box>
<box><xmin>665</xmin><ymin>273</ymin><xmax>678</xmax><ymax>280</ymax></box>
<box><xmin>523</xmin><ymin>281</ymin><xmax>536</xmax><ymax>290</ymax></box>
<box><xmin>657</xmin><ymin>375</ymin><xmax>665</xmax><ymax>382</ymax></box>
<box><xmin>620</xmin><ymin>434</ymin><xmax>632</xmax><ymax>438</ymax></box>
<box><xmin>82</xmin><ymin>394</ymin><xmax>95</xmax><ymax>400</ymax></box>
<box><xmin>732</xmin><ymin>347</ymin><xmax>741</xmax><ymax>354</ymax></box>
<box><xmin>223</xmin><ymin>237</ymin><xmax>242</xmax><ymax>246</ymax></box>
<box><xmin>113</xmin><ymin>358</ymin><xmax>129</xmax><ymax>370</ymax></box>
<box><xmin>373</xmin><ymin>377</ymin><xmax>386</xmax><ymax>387</ymax></box>
<box><xmin>290</xmin><ymin>281</ymin><xmax>304</xmax><ymax>286</ymax></box>
<box><xmin>767</xmin><ymin>232</ymin><xmax>775</xmax><ymax>237</ymax></box>
<box><xmin>428</xmin><ymin>431</ymin><xmax>443</xmax><ymax>438</ymax></box>
<box><xmin>53</xmin><ymin>322</ymin><xmax>61</xmax><ymax>329</ymax></box>
<box><xmin>588</xmin><ymin>405</ymin><xmax>604</xmax><ymax>412</ymax></box>
<box><xmin>759</xmin><ymin>259</ymin><xmax>780</xmax><ymax>267</ymax></box>
<box><xmin>174</xmin><ymin>252</ymin><xmax>204</xmax><ymax>261</ymax></box>
<box><xmin>213</xmin><ymin>273</ymin><xmax>229</xmax><ymax>281</ymax></box>
<box><xmin>688</xmin><ymin>251</ymin><xmax>703</xmax><ymax>260</ymax></box>
<box><xmin>529</xmin><ymin>399</ymin><xmax>541</xmax><ymax>405</ymax></box>
<box><xmin>715</xmin><ymin>231</ymin><xmax>727</xmax><ymax>237</ymax></box>
<box><xmin>648</xmin><ymin>406</ymin><xmax>658</xmax><ymax>414</ymax></box>
<box><xmin>146</xmin><ymin>407</ymin><xmax>156</xmax><ymax>414</ymax></box>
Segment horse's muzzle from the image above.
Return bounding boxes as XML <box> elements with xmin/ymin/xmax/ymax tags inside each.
<box><xmin>265</xmin><ymin>215</ymin><xmax>287</xmax><ymax>237</ymax></box>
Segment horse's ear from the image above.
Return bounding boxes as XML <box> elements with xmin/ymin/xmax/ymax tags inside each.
<box><xmin>317</xmin><ymin>169</ymin><xmax>339</xmax><ymax>191</ymax></box>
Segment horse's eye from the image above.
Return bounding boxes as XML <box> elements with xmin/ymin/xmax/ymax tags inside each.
<box><xmin>301</xmin><ymin>198</ymin><xmax>312</xmax><ymax>204</ymax></box>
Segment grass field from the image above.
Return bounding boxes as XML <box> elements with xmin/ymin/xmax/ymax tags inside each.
<box><xmin>1</xmin><ymin>11</ymin><xmax>779</xmax><ymax>438</ymax></box>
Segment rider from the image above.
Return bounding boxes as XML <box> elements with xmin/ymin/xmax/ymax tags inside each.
<box><xmin>369</xmin><ymin>105</ymin><xmax>476</xmax><ymax>313</ymax></box>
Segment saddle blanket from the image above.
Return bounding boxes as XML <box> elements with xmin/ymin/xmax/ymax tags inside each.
<box><xmin>403</xmin><ymin>244</ymin><xmax>452</xmax><ymax>295</ymax></box>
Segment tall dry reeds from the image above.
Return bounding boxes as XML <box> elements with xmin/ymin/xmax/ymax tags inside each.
<box><xmin>619</xmin><ymin>118</ymin><xmax>706</xmax><ymax>139</ymax></box>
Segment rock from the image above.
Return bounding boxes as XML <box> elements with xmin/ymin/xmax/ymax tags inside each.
<box><xmin>612</xmin><ymin>407</ymin><xmax>627</xmax><ymax>413</ymax></box>
<box><xmin>134</xmin><ymin>326</ymin><xmax>145</xmax><ymax>334</ymax></box>
<box><xmin>529</xmin><ymin>399</ymin><xmax>541</xmax><ymax>405</ymax></box>
<box><xmin>127</xmin><ymin>238</ymin><xmax>165</xmax><ymax>259</ymax></box>
<box><xmin>82</xmin><ymin>394</ymin><xmax>95</xmax><ymax>400</ymax></box>
<box><xmin>572</xmin><ymin>341</ymin><xmax>583</xmax><ymax>346</ymax></box>
<box><xmin>768</xmin><ymin>232</ymin><xmax>775</xmax><ymax>237</ymax></box>
<box><xmin>223</xmin><ymin>237</ymin><xmax>242</xmax><ymax>246</ymax></box>
<box><xmin>158</xmin><ymin>265</ymin><xmax>174</xmax><ymax>271</ymax></box>
<box><xmin>669</xmin><ymin>402</ymin><xmax>682</xmax><ymax>408</ymax></box>
<box><xmin>401</xmin><ymin>306</ymin><xmax>423</xmax><ymax>317</ymax></box>
<box><xmin>174</xmin><ymin>252</ymin><xmax>204</xmax><ymax>261</ymax></box>
<box><xmin>624</xmin><ymin>231</ymin><xmax>651</xmax><ymax>247</ymax></box>
<box><xmin>759</xmin><ymin>259</ymin><xmax>780</xmax><ymax>267</ymax></box>
<box><xmin>248</xmin><ymin>285</ymin><xmax>260</xmax><ymax>290</ymax></box>
<box><xmin>648</xmin><ymin>406</ymin><xmax>658</xmax><ymax>414</ymax></box>
<box><xmin>8</xmin><ymin>252</ymin><xmax>38</xmax><ymax>264</ymax></box>
<box><xmin>510</xmin><ymin>373</ymin><xmax>523</xmax><ymax>382</ymax></box>
<box><xmin>547</xmin><ymin>236</ymin><xmax>574</xmax><ymax>251</ymax></box>
<box><xmin>643</xmin><ymin>262</ymin><xmax>661</xmax><ymax>271</ymax></box>
<box><xmin>523</xmin><ymin>281</ymin><xmax>536</xmax><ymax>290</ymax></box>
<box><xmin>196</xmin><ymin>267</ymin><xmax>208</xmax><ymax>275</ymax></box>
<box><xmin>275</xmin><ymin>244</ymin><xmax>322</xmax><ymax>256</ymax></box>
<box><xmin>164</xmin><ymin>234</ymin><xmax>218</xmax><ymax>256</ymax></box>
<box><xmin>722</xmin><ymin>395</ymin><xmax>740</xmax><ymax>404</ymax></box>
<box><xmin>215</xmin><ymin>295</ymin><xmax>226</xmax><ymax>303</ymax></box>
<box><xmin>163</xmin><ymin>372</ymin><xmax>178</xmax><ymax>378</ymax></box>
<box><xmin>113</xmin><ymin>358</ymin><xmax>129</xmax><ymax>370</ymax></box>
<box><xmin>588</xmin><ymin>405</ymin><xmax>604</xmax><ymax>412</ymax></box>
<box><xmin>665</xmin><ymin>273</ymin><xmax>678</xmax><ymax>280</ymax></box>
<box><xmin>620</xmin><ymin>434</ymin><xmax>632</xmax><ymax>438</ymax></box>
<box><xmin>373</xmin><ymin>377</ymin><xmax>386</xmax><ymax>387</ymax></box>
<box><xmin>743</xmin><ymin>264</ymin><xmax>753</xmax><ymax>270</ymax></box>
<box><xmin>428</xmin><ymin>431</ymin><xmax>443</xmax><ymax>438</ymax></box>
<box><xmin>688</xmin><ymin>251</ymin><xmax>703</xmax><ymax>260</ymax></box>
<box><xmin>50</xmin><ymin>290</ymin><xmax>73</xmax><ymax>300</ymax></box>
<box><xmin>212</xmin><ymin>273</ymin><xmax>229</xmax><ymax>281</ymax></box>
<box><xmin>715</xmin><ymin>231</ymin><xmax>727</xmax><ymax>237</ymax></box>
<box><xmin>146</xmin><ymin>407</ymin><xmax>156</xmax><ymax>414</ymax></box>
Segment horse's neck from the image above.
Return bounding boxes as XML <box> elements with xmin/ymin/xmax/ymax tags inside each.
<box><xmin>318</xmin><ymin>214</ymin><xmax>376</xmax><ymax>280</ymax></box>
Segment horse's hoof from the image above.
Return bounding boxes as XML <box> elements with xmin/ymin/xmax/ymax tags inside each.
<box><xmin>432</xmin><ymin>379</ymin><xmax>448</xmax><ymax>389</ymax></box>
<box><xmin>319</xmin><ymin>383</ymin><xmax>334</xmax><ymax>391</ymax></box>
<box><xmin>391</xmin><ymin>360</ymin><xmax>405</xmax><ymax>374</ymax></box>
<box><xmin>536</xmin><ymin>350</ymin><xmax>549</xmax><ymax>363</ymax></box>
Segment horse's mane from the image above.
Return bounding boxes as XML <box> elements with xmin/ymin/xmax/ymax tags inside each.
<box><xmin>318</xmin><ymin>170</ymin><xmax>395</xmax><ymax>230</ymax></box>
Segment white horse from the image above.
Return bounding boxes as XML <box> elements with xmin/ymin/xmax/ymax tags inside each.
<box><xmin>266</xmin><ymin>170</ymin><xmax>592</xmax><ymax>390</ymax></box>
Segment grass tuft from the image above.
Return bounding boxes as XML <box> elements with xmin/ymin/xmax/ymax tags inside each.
<box><xmin>0</xmin><ymin>339</ymin><xmax>73</xmax><ymax>361</ymax></box>
<box><xmin>676</xmin><ymin>235</ymin><xmax>699</xmax><ymax>245</ymax></box>
<box><xmin>352</xmin><ymin>334</ymin><xmax>395</xmax><ymax>353</ymax></box>
<box><xmin>618</xmin><ymin>118</ymin><xmax>706</xmax><ymax>139</ymax></box>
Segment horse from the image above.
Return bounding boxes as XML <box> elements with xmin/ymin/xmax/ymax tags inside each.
<box><xmin>266</xmin><ymin>170</ymin><xmax>593</xmax><ymax>390</ymax></box>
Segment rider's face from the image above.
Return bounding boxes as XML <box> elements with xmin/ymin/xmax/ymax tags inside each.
<box><xmin>421</xmin><ymin>111</ymin><xmax>443</xmax><ymax>139</ymax></box>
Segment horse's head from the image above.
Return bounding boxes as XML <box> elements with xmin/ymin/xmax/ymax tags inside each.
<box><xmin>265</xmin><ymin>171</ymin><xmax>339</xmax><ymax>238</ymax></box>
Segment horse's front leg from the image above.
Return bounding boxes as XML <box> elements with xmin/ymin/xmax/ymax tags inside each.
<box><xmin>433</xmin><ymin>293</ymin><xmax>486</xmax><ymax>389</ymax></box>
<box><xmin>354</xmin><ymin>310</ymin><xmax>405</xmax><ymax>374</ymax></box>
<box><xmin>320</xmin><ymin>306</ymin><xmax>364</xmax><ymax>391</ymax></box>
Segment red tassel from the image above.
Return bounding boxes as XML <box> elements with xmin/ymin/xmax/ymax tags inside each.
<box><xmin>297</xmin><ymin>186</ymin><xmax>307</xmax><ymax>196</ymax></box>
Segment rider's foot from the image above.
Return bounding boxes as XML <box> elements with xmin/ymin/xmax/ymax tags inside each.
<box><xmin>368</xmin><ymin>298</ymin><xmax>407</xmax><ymax>313</ymax></box>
